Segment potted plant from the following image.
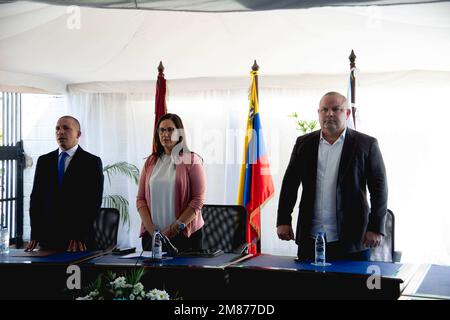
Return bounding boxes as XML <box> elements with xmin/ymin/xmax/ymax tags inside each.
<box><xmin>289</xmin><ymin>112</ymin><xmax>318</xmax><ymax>134</ymax></box>
<box><xmin>102</xmin><ymin>161</ymin><xmax>140</xmax><ymax>229</ymax></box>
<box><xmin>75</xmin><ymin>268</ymin><xmax>174</xmax><ymax>300</ymax></box>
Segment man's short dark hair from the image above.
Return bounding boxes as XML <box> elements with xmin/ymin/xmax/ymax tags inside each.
<box><xmin>59</xmin><ymin>116</ymin><xmax>81</xmax><ymax>132</ymax></box>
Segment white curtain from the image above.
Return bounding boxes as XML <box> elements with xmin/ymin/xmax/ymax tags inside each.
<box><xmin>21</xmin><ymin>70</ymin><xmax>450</xmax><ymax>264</ymax></box>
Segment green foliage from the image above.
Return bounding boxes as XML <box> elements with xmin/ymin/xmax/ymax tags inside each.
<box><xmin>103</xmin><ymin>162</ymin><xmax>139</xmax><ymax>185</ymax></box>
<box><xmin>102</xmin><ymin>195</ymin><xmax>130</xmax><ymax>227</ymax></box>
<box><xmin>84</xmin><ymin>271</ymin><xmax>104</xmax><ymax>294</ymax></box>
<box><xmin>102</xmin><ymin>161</ymin><xmax>140</xmax><ymax>229</ymax></box>
<box><xmin>289</xmin><ymin>112</ymin><xmax>318</xmax><ymax>135</ymax></box>
<box><xmin>126</xmin><ymin>267</ymin><xmax>146</xmax><ymax>285</ymax></box>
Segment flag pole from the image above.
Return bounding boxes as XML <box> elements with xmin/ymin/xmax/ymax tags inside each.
<box><xmin>251</xmin><ymin>60</ymin><xmax>261</xmax><ymax>253</ymax></box>
<box><xmin>158</xmin><ymin>61</ymin><xmax>164</xmax><ymax>75</ymax></box>
<box><xmin>349</xmin><ymin>50</ymin><xmax>357</xmax><ymax>129</ymax></box>
<box><xmin>252</xmin><ymin>60</ymin><xmax>259</xmax><ymax>99</ymax></box>
<box><xmin>238</xmin><ymin>60</ymin><xmax>274</xmax><ymax>255</ymax></box>
<box><xmin>152</xmin><ymin>61</ymin><xmax>167</xmax><ymax>153</ymax></box>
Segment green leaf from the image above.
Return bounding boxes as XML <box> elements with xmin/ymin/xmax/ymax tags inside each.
<box><xmin>106</xmin><ymin>271</ymin><xmax>117</xmax><ymax>283</ymax></box>
<box><xmin>103</xmin><ymin>161</ymin><xmax>140</xmax><ymax>186</ymax></box>
<box><xmin>289</xmin><ymin>113</ymin><xmax>318</xmax><ymax>135</ymax></box>
<box><xmin>126</xmin><ymin>267</ymin><xmax>146</xmax><ymax>285</ymax></box>
<box><xmin>101</xmin><ymin>161</ymin><xmax>140</xmax><ymax>230</ymax></box>
<box><xmin>309</xmin><ymin>120</ymin><xmax>318</xmax><ymax>131</ymax></box>
<box><xmin>84</xmin><ymin>273</ymin><xmax>104</xmax><ymax>295</ymax></box>
<box><xmin>102</xmin><ymin>194</ymin><xmax>130</xmax><ymax>228</ymax></box>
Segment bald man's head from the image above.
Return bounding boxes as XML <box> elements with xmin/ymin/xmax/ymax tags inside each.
<box><xmin>318</xmin><ymin>92</ymin><xmax>351</xmax><ymax>138</ymax></box>
<box><xmin>55</xmin><ymin>116</ymin><xmax>81</xmax><ymax>151</ymax></box>
<box><xmin>319</xmin><ymin>92</ymin><xmax>349</xmax><ymax>109</ymax></box>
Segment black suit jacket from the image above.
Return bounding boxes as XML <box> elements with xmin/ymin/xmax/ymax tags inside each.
<box><xmin>29</xmin><ymin>146</ymin><xmax>104</xmax><ymax>249</ymax></box>
<box><xmin>277</xmin><ymin>128</ymin><xmax>388</xmax><ymax>253</ymax></box>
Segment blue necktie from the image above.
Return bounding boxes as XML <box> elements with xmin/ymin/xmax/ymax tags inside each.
<box><xmin>58</xmin><ymin>152</ymin><xmax>69</xmax><ymax>186</ymax></box>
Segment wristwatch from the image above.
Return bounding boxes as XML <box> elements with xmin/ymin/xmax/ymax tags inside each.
<box><xmin>176</xmin><ymin>220</ymin><xmax>186</xmax><ymax>232</ymax></box>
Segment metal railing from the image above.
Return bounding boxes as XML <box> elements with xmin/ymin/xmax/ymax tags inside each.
<box><xmin>0</xmin><ymin>92</ymin><xmax>24</xmax><ymax>247</ymax></box>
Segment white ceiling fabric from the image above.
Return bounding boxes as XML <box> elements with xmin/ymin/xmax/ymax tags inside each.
<box><xmin>0</xmin><ymin>1</ymin><xmax>449</xmax><ymax>93</ymax></box>
<box><xmin>2</xmin><ymin>0</ymin><xmax>449</xmax><ymax>12</ymax></box>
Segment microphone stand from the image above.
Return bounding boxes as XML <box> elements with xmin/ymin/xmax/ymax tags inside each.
<box><xmin>160</xmin><ymin>233</ymin><xmax>179</xmax><ymax>256</ymax></box>
<box><xmin>141</xmin><ymin>233</ymin><xmax>179</xmax><ymax>263</ymax></box>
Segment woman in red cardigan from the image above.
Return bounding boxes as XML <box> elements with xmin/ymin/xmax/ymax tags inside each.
<box><xmin>136</xmin><ymin>113</ymin><xmax>206</xmax><ymax>252</ymax></box>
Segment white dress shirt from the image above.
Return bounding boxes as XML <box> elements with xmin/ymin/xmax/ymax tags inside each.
<box><xmin>149</xmin><ymin>154</ymin><xmax>177</xmax><ymax>231</ymax></box>
<box><xmin>310</xmin><ymin>128</ymin><xmax>347</xmax><ymax>242</ymax></box>
<box><xmin>58</xmin><ymin>144</ymin><xmax>78</xmax><ymax>172</ymax></box>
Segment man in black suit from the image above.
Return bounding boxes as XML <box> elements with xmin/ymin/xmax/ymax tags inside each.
<box><xmin>277</xmin><ymin>92</ymin><xmax>388</xmax><ymax>261</ymax></box>
<box><xmin>25</xmin><ymin>116</ymin><xmax>104</xmax><ymax>252</ymax></box>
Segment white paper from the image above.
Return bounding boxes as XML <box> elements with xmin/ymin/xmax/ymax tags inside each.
<box><xmin>119</xmin><ymin>251</ymin><xmax>166</xmax><ymax>259</ymax></box>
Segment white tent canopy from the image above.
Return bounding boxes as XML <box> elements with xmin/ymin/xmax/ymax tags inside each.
<box><xmin>1</xmin><ymin>1</ymin><xmax>450</xmax><ymax>92</ymax></box>
<box><xmin>2</xmin><ymin>0</ymin><xmax>448</xmax><ymax>11</ymax></box>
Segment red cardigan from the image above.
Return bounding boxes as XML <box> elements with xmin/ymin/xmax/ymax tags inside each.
<box><xmin>136</xmin><ymin>152</ymin><xmax>206</xmax><ymax>237</ymax></box>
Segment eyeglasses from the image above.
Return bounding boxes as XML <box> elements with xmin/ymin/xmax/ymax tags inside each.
<box><xmin>157</xmin><ymin>127</ymin><xmax>176</xmax><ymax>134</ymax></box>
<box><xmin>319</xmin><ymin>106</ymin><xmax>345</xmax><ymax>114</ymax></box>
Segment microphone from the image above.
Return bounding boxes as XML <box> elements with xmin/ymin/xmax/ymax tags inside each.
<box><xmin>160</xmin><ymin>232</ymin><xmax>179</xmax><ymax>256</ymax></box>
<box><xmin>134</xmin><ymin>233</ymin><xmax>153</xmax><ymax>269</ymax></box>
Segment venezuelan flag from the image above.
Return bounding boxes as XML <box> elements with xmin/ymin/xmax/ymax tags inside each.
<box><xmin>237</xmin><ymin>70</ymin><xmax>275</xmax><ymax>255</ymax></box>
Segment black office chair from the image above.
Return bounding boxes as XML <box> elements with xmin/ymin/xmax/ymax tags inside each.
<box><xmin>370</xmin><ymin>209</ymin><xmax>402</xmax><ymax>262</ymax></box>
<box><xmin>201</xmin><ymin>205</ymin><xmax>248</xmax><ymax>254</ymax></box>
<box><xmin>91</xmin><ymin>208</ymin><xmax>120</xmax><ymax>251</ymax></box>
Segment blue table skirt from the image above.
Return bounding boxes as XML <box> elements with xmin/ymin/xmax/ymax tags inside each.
<box><xmin>0</xmin><ymin>249</ymin><xmax>100</xmax><ymax>264</ymax></box>
<box><xmin>234</xmin><ymin>254</ymin><xmax>403</xmax><ymax>277</ymax></box>
<box><xmin>86</xmin><ymin>252</ymin><xmax>244</xmax><ymax>268</ymax></box>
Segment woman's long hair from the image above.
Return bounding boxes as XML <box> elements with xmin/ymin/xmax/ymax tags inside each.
<box><xmin>153</xmin><ymin>113</ymin><xmax>187</xmax><ymax>158</ymax></box>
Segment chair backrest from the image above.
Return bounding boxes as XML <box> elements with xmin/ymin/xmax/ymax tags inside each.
<box><xmin>92</xmin><ymin>208</ymin><xmax>120</xmax><ymax>251</ymax></box>
<box><xmin>201</xmin><ymin>205</ymin><xmax>247</xmax><ymax>254</ymax></box>
<box><xmin>370</xmin><ymin>209</ymin><xmax>395</xmax><ymax>262</ymax></box>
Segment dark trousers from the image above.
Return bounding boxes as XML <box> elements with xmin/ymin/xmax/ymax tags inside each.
<box><xmin>141</xmin><ymin>227</ymin><xmax>204</xmax><ymax>253</ymax></box>
<box><xmin>39</xmin><ymin>241</ymin><xmax>69</xmax><ymax>251</ymax></box>
<box><xmin>297</xmin><ymin>237</ymin><xmax>370</xmax><ymax>262</ymax></box>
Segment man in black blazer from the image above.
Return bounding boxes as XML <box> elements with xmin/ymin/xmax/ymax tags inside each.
<box><xmin>277</xmin><ymin>92</ymin><xmax>387</xmax><ymax>261</ymax></box>
<box><xmin>25</xmin><ymin>116</ymin><xmax>104</xmax><ymax>252</ymax></box>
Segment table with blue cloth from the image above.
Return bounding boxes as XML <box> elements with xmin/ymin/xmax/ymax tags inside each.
<box><xmin>226</xmin><ymin>254</ymin><xmax>416</xmax><ymax>300</ymax></box>
<box><xmin>0</xmin><ymin>250</ymin><xmax>435</xmax><ymax>300</ymax></box>
<box><xmin>79</xmin><ymin>252</ymin><xmax>250</xmax><ymax>300</ymax></box>
<box><xmin>0</xmin><ymin>249</ymin><xmax>104</xmax><ymax>299</ymax></box>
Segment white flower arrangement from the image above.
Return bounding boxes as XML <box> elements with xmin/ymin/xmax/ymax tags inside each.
<box><xmin>146</xmin><ymin>289</ymin><xmax>171</xmax><ymax>300</ymax></box>
<box><xmin>75</xmin><ymin>268</ymin><xmax>173</xmax><ymax>300</ymax></box>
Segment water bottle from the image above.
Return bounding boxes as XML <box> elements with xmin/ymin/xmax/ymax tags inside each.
<box><xmin>0</xmin><ymin>227</ymin><xmax>10</xmax><ymax>255</ymax></box>
<box><xmin>314</xmin><ymin>232</ymin><xmax>326</xmax><ymax>266</ymax></box>
<box><xmin>151</xmin><ymin>229</ymin><xmax>163</xmax><ymax>260</ymax></box>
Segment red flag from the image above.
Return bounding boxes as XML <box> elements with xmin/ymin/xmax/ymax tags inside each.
<box><xmin>152</xmin><ymin>61</ymin><xmax>167</xmax><ymax>153</ymax></box>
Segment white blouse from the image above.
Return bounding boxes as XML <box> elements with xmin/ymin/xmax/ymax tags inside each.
<box><xmin>149</xmin><ymin>154</ymin><xmax>176</xmax><ymax>231</ymax></box>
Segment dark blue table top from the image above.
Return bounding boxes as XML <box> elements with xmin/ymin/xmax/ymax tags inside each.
<box><xmin>0</xmin><ymin>249</ymin><xmax>100</xmax><ymax>264</ymax></box>
<box><xmin>415</xmin><ymin>265</ymin><xmax>450</xmax><ymax>298</ymax></box>
<box><xmin>85</xmin><ymin>252</ymin><xmax>247</xmax><ymax>268</ymax></box>
<box><xmin>231</xmin><ymin>254</ymin><xmax>404</xmax><ymax>278</ymax></box>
